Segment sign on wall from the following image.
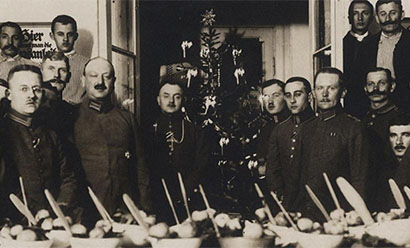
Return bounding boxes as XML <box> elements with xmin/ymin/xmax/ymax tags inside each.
<box><xmin>19</xmin><ymin>24</ymin><xmax>57</xmax><ymax>63</ymax></box>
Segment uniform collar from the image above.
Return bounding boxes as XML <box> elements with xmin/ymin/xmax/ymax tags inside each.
<box><xmin>64</xmin><ymin>50</ymin><xmax>76</xmax><ymax>56</ymax></box>
<box><xmin>317</xmin><ymin>105</ymin><xmax>343</xmax><ymax>121</ymax></box>
<box><xmin>5</xmin><ymin>108</ymin><xmax>33</xmax><ymax>127</ymax></box>
<box><xmin>158</xmin><ymin>111</ymin><xmax>184</xmax><ymax>123</ymax></box>
<box><xmin>350</xmin><ymin>31</ymin><xmax>369</xmax><ymax>42</ymax></box>
<box><xmin>292</xmin><ymin>107</ymin><xmax>315</xmax><ymax>124</ymax></box>
<box><xmin>368</xmin><ymin>101</ymin><xmax>396</xmax><ymax>115</ymax></box>
<box><xmin>86</xmin><ymin>98</ymin><xmax>113</xmax><ymax>113</ymax></box>
<box><xmin>263</xmin><ymin>108</ymin><xmax>291</xmax><ymax>124</ymax></box>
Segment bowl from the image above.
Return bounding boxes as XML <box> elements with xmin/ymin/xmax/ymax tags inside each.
<box><xmin>218</xmin><ymin>237</ymin><xmax>274</xmax><ymax>248</ymax></box>
<box><xmin>265</xmin><ymin>223</ymin><xmax>298</xmax><ymax>245</ymax></box>
<box><xmin>149</xmin><ymin>237</ymin><xmax>202</xmax><ymax>248</ymax></box>
<box><xmin>112</xmin><ymin>223</ymin><xmax>149</xmax><ymax>247</ymax></box>
<box><xmin>0</xmin><ymin>237</ymin><xmax>53</xmax><ymax>248</ymax></box>
<box><xmin>366</xmin><ymin>219</ymin><xmax>410</xmax><ymax>246</ymax></box>
<box><xmin>295</xmin><ymin>232</ymin><xmax>343</xmax><ymax>248</ymax></box>
<box><xmin>45</xmin><ymin>230</ymin><xmax>71</xmax><ymax>248</ymax></box>
<box><xmin>69</xmin><ymin>237</ymin><xmax>121</xmax><ymax>248</ymax></box>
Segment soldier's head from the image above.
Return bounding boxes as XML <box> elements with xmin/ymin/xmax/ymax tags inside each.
<box><xmin>157</xmin><ymin>79</ymin><xmax>184</xmax><ymax>114</ymax></box>
<box><xmin>82</xmin><ymin>57</ymin><xmax>116</xmax><ymax>101</ymax></box>
<box><xmin>0</xmin><ymin>21</ymin><xmax>23</xmax><ymax>58</ymax></box>
<box><xmin>364</xmin><ymin>67</ymin><xmax>395</xmax><ymax>107</ymax></box>
<box><xmin>6</xmin><ymin>65</ymin><xmax>43</xmax><ymax>116</ymax></box>
<box><xmin>375</xmin><ymin>0</ymin><xmax>404</xmax><ymax>35</ymax></box>
<box><xmin>313</xmin><ymin>67</ymin><xmax>346</xmax><ymax>111</ymax></box>
<box><xmin>284</xmin><ymin>77</ymin><xmax>312</xmax><ymax>115</ymax></box>
<box><xmin>0</xmin><ymin>79</ymin><xmax>8</xmax><ymax>100</ymax></box>
<box><xmin>349</xmin><ymin>0</ymin><xmax>374</xmax><ymax>35</ymax></box>
<box><xmin>260</xmin><ymin>79</ymin><xmax>285</xmax><ymax>115</ymax></box>
<box><xmin>41</xmin><ymin>51</ymin><xmax>70</xmax><ymax>95</ymax></box>
<box><xmin>50</xmin><ymin>15</ymin><xmax>78</xmax><ymax>53</ymax></box>
<box><xmin>388</xmin><ymin>113</ymin><xmax>410</xmax><ymax>161</ymax></box>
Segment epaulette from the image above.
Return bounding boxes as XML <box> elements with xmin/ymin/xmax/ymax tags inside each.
<box><xmin>346</xmin><ymin>114</ymin><xmax>361</xmax><ymax>122</ymax></box>
<box><xmin>278</xmin><ymin>115</ymin><xmax>292</xmax><ymax>126</ymax></box>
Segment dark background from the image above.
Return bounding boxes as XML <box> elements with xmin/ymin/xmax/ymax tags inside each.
<box><xmin>139</xmin><ymin>0</ymin><xmax>308</xmax><ymax>126</ymax></box>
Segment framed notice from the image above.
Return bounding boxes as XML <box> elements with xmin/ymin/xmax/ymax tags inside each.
<box><xmin>19</xmin><ymin>23</ymin><xmax>57</xmax><ymax>63</ymax></box>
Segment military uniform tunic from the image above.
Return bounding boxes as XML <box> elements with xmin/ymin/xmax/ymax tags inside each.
<box><xmin>0</xmin><ymin>109</ymin><xmax>77</xmax><ymax>219</ymax></box>
<box><xmin>71</xmin><ymin>98</ymin><xmax>151</xmax><ymax>217</ymax></box>
<box><xmin>266</xmin><ymin>107</ymin><xmax>315</xmax><ymax>209</ymax></box>
<box><xmin>293</xmin><ymin>107</ymin><xmax>369</xmax><ymax>221</ymax></box>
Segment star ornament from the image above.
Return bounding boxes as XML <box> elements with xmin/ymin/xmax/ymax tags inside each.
<box><xmin>201</xmin><ymin>9</ymin><xmax>216</xmax><ymax>26</ymax></box>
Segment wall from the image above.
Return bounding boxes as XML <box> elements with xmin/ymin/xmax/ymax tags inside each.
<box><xmin>214</xmin><ymin>23</ymin><xmax>311</xmax><ymax>84</ymax></box>
<box><xmin>0</xmin><ymin>0</ymin><xmax>109</xmax><ymax>59</ymax></box>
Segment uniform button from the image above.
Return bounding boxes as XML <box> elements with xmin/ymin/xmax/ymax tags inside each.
<box><xmin>168</xmin><ymin>152</ymin><xmax>172</xmax><ymax>156</ymax></box>
<box><xmin>369</xmin><ymin>122</ymin><xmax>374</xmax><ymax>126</ymax></box>
<box><xmin>290</xmin><ymin>155</ymin><xmax>294</xmax><ymax>158</ymax></box>
<box><xmin>372</xmin><ymin>114</ymin><xmax>376</xmax><ymax>118</ymax></box>
<box><xmin>295</xmin><ymin>125</ymin><xmax>299</xmax><ymax>128</ymax></box>
<box><xmin>291</xmin><ymin>147</ymin><xmax>295</xmax><ymax>150</ymax></box>
<box><xmin>292</xmin><ymin>139</ymin><xmax>296</xmax><ymax>143</ymax></box>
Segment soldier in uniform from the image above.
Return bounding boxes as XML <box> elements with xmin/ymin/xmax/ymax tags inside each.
<box><xmin>0</xmin><ymin>64</ymin><xmax>77</xmax><ymax>220</ymax></box>
<box><xmin>265</xmin><ymin>77</ymin><xmax>315</xmax><ymax>210</ymax></box>
<box><xmin>361</xmin><ymin>67</ymin><xmax>402</xmax><ymax>211</ymax></box>
<box><xmin>257</xmin><ymin>79</ymin><xmax>290</xmax><ymax>177</ymax></box>
<box><xmin>145</xmin><ymin>72</ymin><xmax>210</xmax><ymax>224</ymax></box>
<box><xmin>70</xmin><ymin>57</ymin><xmax>151</xmax><ymax>224</ymax></box>
<box><xmin>293</xmin><ymin>68</ymin><xmax>369</xmax><ymax>221</ymax></box>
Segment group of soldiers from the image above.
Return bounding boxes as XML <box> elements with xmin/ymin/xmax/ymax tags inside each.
<box><xmin>0</xmin><ymin>0</ymin><xmax>409</xmax><ymax>228</ymax></box>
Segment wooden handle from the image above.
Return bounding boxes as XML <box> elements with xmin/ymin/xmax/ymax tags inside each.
<box><xmin>161</xmin><ymin>178</ymin><xmax>180</xmax><ymax>225</ymax></box>
<box><xmin>254</xmin><ymin>183</ymin><xmax>276</xmax><ymax>225</ymax></box>
<box><xmin>122</xmin><ymin>193</ymin><xmax>149</xmax><ymax>231</ymax></box>
<box><xmin>270</xmin><ymin>191</ymin><xmax>299</xmax><ymax>231</ymax></box>
<box><xmin>88</xmin><ymin>187</ymin><xmax>114</xmax><ymax>223</ymax></box>
<box><xmin>177</xmin><ymin>172</ymin><xmax>191</xmax><ymax>220</ymax></box>
<box><xmin>9</xmin><ymin>194</ymin><xmax>37</xmax><ymax>226</ymax></box>
<box><xmin>198</xmin><ymin>184</ymin><xmax>221</xmax><ymax>237</ymax></box>
<box><xmin>403</xmin><ymin>186</ymin><xmax>410</xmax><ymax>201</ymax></box>
<box><xmin>18</xmin><ymin>177</ymin><xmax>30</xmax><ymax>227</ymax></box>
<box><xmin>323</xmin><ymin>173</ymin><xmax>341</xmax><ymax>210</ymax></box>
<box><xmin>44</xmin><ymin>189</ymin><xmax>72</xmax><ymax>235</ymax></box>
<box><xmin>389</xmin><ymin>179</ymin><xmax>406</xmax><ymax>210</ymax></box>
<box><xmin>305</xmin><ymin>185</ymin><xmax>331</xmax><ymax>221</ymax></box>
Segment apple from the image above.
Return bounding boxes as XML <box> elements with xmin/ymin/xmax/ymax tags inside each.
<box><xmin>16</xmin><ymin>229</ymin><xmax>37</xmax><ymax>241</ymax></box>
<box><xmin>255</xmin><ymin>208</ymin><xmax>266</xmax><ymax>221</ymax></box>
<box><xmin>41</xmin><ymin>218</ymin><xmax>53</xmax><ymax>231</ymax></box>
<box><xmin>95</xmin><ymin>219</ymin><xmax>111</xmax><ymax>233</ymax></box>
<box><xmin>149</xmin><ymin>222</ymin><xmax>169</xmax><ymax>238</ymax></box>
<box><xmin>243</xmin><ymin>221</ymin><xmax>263</xmax><ymax>239</ymax></box>
<box><xmin>313</xmin><ymin>222</ymin><xmax>321</xmax><ymax>230</ymax></box>
<box><xmin>71</xmin><ymin>224</ymin><xmax>87</xmax><ymax>235</ymax></box>
<box><xmin>144</xmin><ymin>215</ymin><xmax>156</xmax><ymax>226</ymax></box>
<box><xmin>53</xmin><ymin>218</ymin><xmax>65</xmax><ymax>228</ymax></box>
<box><xmin>10</xmin><ymin>225</ymin><xmax>23</xmax><ymax>237</ymax></box>
<box><xmin>323</xmin><ymin>220</ymin><xmax>344</xmax><ymax>235</ymax></box>
<box><xmin>330</xmin><ymin>209</ymin><xmax>345</xmax><ymax>221</ymax></box>
<box><xmin>35</xmin><ymin>209</ymin><xmax>50</xmax><ymax>222</ymax></box>
<box><xmin>89</xmin><ymin>227</ymin><xmax>105</xmax><ymax>239</ymax></box>
<box><xmin>1</xmin><ymin>226</ymin><xmax>11</xmax><ymax>239</ymax></box>
<box><xmin>346</xmin><ymin>211</ymin><xmax>362</xmax><ymax>226</ymax></box>
<box><xmin>297</xmin><ymin>218</ymin><xmax>313</xmax><ymax>232</ymax></box>
<box><xmin>192</xmin><ymin>210</ymin><xmax>208</xmax><ymax>222</ymax></box>
<box><xmin>227</xmin><ymin>218</ymin><xmax>242</xmax><ymax>230</ymax></box>
<box><xmin>275</xmin><ymin>212</ymin><xmax>288</xmax><ymax>226</ymax></box>
<box><xmin>215</xmin><ymin>213</ymin><xmax>230</xmax><ymax>228</ymax></box>
<box><xmin>376</xmin><ymin>212</ymin><xmax>393</xmax><ymax>223</ymax></box>
<box><xmin>176</xmin><ymin>221</ymin><xmax>196</xmax><ymax>238</ymax></box>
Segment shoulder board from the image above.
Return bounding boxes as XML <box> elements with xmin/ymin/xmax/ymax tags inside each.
<box><xmin>346</xmin><ymin>114</ymin><xmax>361</xmax><ymax>122</ymax></box>
<box><xmin>278</xmin><ymin>116</ymin><xmax>292</xmax><ymax>125</ymax></box>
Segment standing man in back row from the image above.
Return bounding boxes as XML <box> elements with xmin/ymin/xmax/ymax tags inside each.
<box><xmin>50</xmin><ymin>15</ymin><xmax>88</xmax><ymax>104</ymax></box>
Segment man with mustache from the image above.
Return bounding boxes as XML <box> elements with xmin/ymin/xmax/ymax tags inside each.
<box><xmin>145</xmin><ymin>63</ymin><xmax>210</xmax><ymax>224</ymax></box>
<box><xmin>70</xmin><ymin>57</ymin><xmax>151</xmax><ymax>225</ymax></box>
<box><xmin>356</xmin><ymin>0</ymin><xmax>410</xmax><ymax>112</ymax></box>
<box><xmin>0</xmin><ymin>22</ymin><xmax>38</xmax><ymax>81</ymax></box>
<box><xmin>375</xmin><ymin>113</ymin><xmax>410</xmax><ymax>210</ymax></box>
<box><xmin>343</xmin><ymin>0</ymin><xmax>374</xmax><ymax>118</ymax></box>
<box><xmin>292</xmin><ymin>68</ymin><xmax>369</xmax><ymax>221</ymax></box>
<box><xmin>362</xmin><ymin>68</ymin><xmax>401</xmax><ymax>211</ymax></box>
<box><xmin>50</xmin><ymin>15</ymin><xmax>88</xmax><ymax>104</ymax></box>
<box><xmin>39</xmin><ymin>51</ymin><xmax>74</xmax><ymax>137</ymax></box>
<box><xmin>0</xmin><ymin>64</ymin><xmax>77</xmax><ymax>221</ymax></box>
<box><xmin>257</xmin><ymin>79</ymin><xmax>290</xmax><ymax>177</ymax></box>
<box><xmin>265</xmin><ymin>77</ymin><xmax>315</xmax><ymax>210</ymax></box>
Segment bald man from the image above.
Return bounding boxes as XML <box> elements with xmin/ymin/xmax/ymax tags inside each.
<box><xmin>70</xmin><ymin>57</ymin><xmax>151</xmax><ymax>224</ymax></box>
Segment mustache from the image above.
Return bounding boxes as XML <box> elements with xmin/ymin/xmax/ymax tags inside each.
<box><xmin>381</xmin><ymin>20</ymin><xmax>399</xmax><ymax>26</ymax></box>
<box><xmin>368</xmin><ymin>90</ymin><xmax>388</xmax><ymax>96</ymax></box>
<box><xmin>394</xmin><ymin>145</ymin><xmax>406</xmax><ymax>150</ymax></box>
<box><xmin>94</xmin><ymin>84</ymin><xmax>107</xmax><ymax>90</ymax></box>
<box><xmin>2</xmin><ymin>44</ymin><xmax>17</xmax><ymax>51</ymax></box>
<box><xmin>167</xmin><ymin>103</ymin><xmax>176</xmax><ymax>107</ymax></box>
